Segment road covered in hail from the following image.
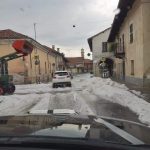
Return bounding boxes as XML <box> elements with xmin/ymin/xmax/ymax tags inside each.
<box><xmin>0</xmin><ymin>74</ymin><xmax>150</xmax><ymax>127</ymax></box>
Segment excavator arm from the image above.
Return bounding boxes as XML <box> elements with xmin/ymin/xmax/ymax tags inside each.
<box><xmin>0</xmin><ymin>40</ymin><xmax>33</xmax><ymax>95</ymax></box>
<box><xmin>0</xmin><ymin>40</ymin><xmax>33</xmax><ymax>62</ymax></box>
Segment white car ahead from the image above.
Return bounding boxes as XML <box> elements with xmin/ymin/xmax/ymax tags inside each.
<box><xmin>52</xmin><ymin>71</ymin><xmax>72</xmax><ymax>88</ymax></box>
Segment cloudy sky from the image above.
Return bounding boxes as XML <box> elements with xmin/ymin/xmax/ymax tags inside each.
<box><xmin>0</xmin><ymin>0</ymin><xmax>119</xmax><ymax>58</ymax></box>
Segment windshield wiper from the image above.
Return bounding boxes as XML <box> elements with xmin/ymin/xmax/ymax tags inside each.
<box><xmin>95</xmin><ymin>118</ymin><xmax>144</xmax><ymax>145</ymax></box>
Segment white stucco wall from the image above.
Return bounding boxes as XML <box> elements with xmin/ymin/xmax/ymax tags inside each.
<box><xmin>91</xmin><ymin>28</ymin><xmax>112</xmax><ymax>76</ymax></box>
<box><xmin>92</xmin><ymin>28</ymin><xmax>111</xmax><ymax>61</ymax></box>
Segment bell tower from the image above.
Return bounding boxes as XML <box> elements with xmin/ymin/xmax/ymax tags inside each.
<box><xmin>81</xmin><ymin>48</ymin><xmax>84</xmax><ymax>58</ymax></box>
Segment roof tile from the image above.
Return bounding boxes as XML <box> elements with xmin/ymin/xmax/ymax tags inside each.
<box><xmin>66</xmin><ymin>57</ymin><xmax>84</xmax><ymax>64</ymax></box>
<box><xmin>0</xmin><ymin>29</ymin><xmax>29</xmax><ymax>39</ymax></box>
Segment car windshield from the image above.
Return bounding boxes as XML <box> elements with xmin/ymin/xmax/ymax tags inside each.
<box><xmin>0</xmin><ymin>0</ymin><xmax>150</xmax><ymax>148</ymax></box>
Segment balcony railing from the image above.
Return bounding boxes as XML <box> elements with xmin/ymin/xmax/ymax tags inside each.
<box><xmin>107</xmin><ymin>42</ymin><xmax>125</xmax><ymax>58</ymax></box>
<box><xmin>115</xmin><ymin>44</ymin><xmax>125</xmax><ymax>58</ymax></box>
<box><xmin>117</xmin><ymin>44</ymin><xmax>125</xmax><ymax>53</ymax></box>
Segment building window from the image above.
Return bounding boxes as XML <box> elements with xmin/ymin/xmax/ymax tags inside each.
<box><xmin>119</xmin><ymin>38</ymin><xmax>122</xmax><ymax>45</ymax></box>
<box><xmin>102</xmin><ymin>42</ymin><xmax>107</xmax><ymax>52</ymax></box>
<box><xmin>45</xmin><ymin>62</ymin><xmax>47</xmax><ymax>74</ymax></box>
<box><xmin>49</xmin><ymin>63</ymin><xmax>51</xmax><ymax>73</ymax></box>
<box><xmin>122</xmin><ymin>34</ymin><xmax>125</xmax><ymax>51</ymax></box>
<box><xmin>131</xmin><ymin>60</ymin><xmax>134</xmax><ymax>75</ymax></box>
<box><xmin>129</xmin><ymin>24</ymin><xmax>133</xmax><ymax>43</ymax></box>
<box><xmin>38</xmin><ymin>61</ymin><xmax>41</xmax><ymax>75</ymax></box>
<box><xmin>119</xmin><ymin>38</ymin><xmax>122</xmax><ymax>52</ymax></box>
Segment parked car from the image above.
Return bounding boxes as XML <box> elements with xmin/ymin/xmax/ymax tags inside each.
<box><xmin>52</xmin><ymin>71</ymin><xmax>72</xmax><ymax>88</ymax></box>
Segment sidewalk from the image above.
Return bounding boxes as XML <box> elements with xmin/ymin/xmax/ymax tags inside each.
<box><xmin>112</xmin><ymin>78</ymin><xmax>150</xmax><ymax>103</ymax></box>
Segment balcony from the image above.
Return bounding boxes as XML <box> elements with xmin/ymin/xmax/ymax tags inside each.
<box><xmin>115</xmin><ymin>45</ymin><xmax>125</xmax><ymax>58</ymax></box>
<box><xmin>107</xmin><ymin>42</ymin><xmax>125</xmax><ymax>59</ymax></box>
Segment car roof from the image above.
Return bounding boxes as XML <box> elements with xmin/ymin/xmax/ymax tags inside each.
<box><xmin>55</xmin><ymin>71</ymin><xmax>68</xmax><ymax>73</ymax></box>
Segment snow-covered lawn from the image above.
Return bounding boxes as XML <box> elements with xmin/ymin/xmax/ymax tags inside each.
<box><xmin>0</xmin><ymin>74</ymin><xmax>149</xmax><ymax>126</ymax></box>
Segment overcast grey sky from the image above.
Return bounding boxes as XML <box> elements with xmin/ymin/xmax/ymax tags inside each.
<box><xmin>0</xmin><ymin>0</ymin><xmax>119</xmax><ymax>58</ymax></box>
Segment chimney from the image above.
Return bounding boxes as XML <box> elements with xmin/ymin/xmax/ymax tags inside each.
<box><xmin>57</xmin><ymin>48</ymin><xmax>60</xmax><ymax>52</ymax></box>
<box><xmin>81</xmin><ymin>48</ymin><xmax>84</xmax><ymax>58</ymax></box>
<box><xmin>52</xmin><ymin>45</ymin><xmax>55</xmax><ymax>50</ymax></box>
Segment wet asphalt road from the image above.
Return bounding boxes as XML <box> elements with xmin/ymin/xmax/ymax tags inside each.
<box><xmin>93</xmin><ymin>99</ymin><xmax>140</xmax><ymax>122</ymax></box>
<box><xmin>13</xmin><ymin>86</ymin><xmax>140</xmax><ymax>123</ymax></box>
<box><xmin>77</xmin><ymin>91</ymin><xmax>140</xmax><ymax>123</ymax></box>
<box><xmin>13</xmin><ymin>74</ymin><xmax>141</xmax><ymax>124</ymax></box>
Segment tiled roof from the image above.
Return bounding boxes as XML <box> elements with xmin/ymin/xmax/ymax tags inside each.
<box><xmin>43</xmin><ymin>45</ymin><xmax>68</xmax><ymax>62</ymax></box>
<box><xmin>0</xmin><ymin>29</ymin><xmax>67</xmax><ymax>62</ymax></box>
<box><xmin>0</xmin><ymin>29</ymin><xmax>49</xmax><ymax>53</ymax></box>
<box><xmin>108</xmin><ymin>0</ymin><xmax>135</xmax><ymax>42</ymax></box>
<box><xmin>0</xmin><ymin>29</ymin><xmax>30</xmax><ymax>39</ymax></box>
<box><xmin>66</xmin><ymin>57</ymin><xmax>84</xmax><ymax>64</ymax></box>
<box><xmin>84</xmin><ymin>59</ymin><xmax>93</xmax><ymax>64</ymax></box>
<box><xmin>43</xmin><ymin>45</ymin><xmax>64</xmax><ymax>56</ymax></box>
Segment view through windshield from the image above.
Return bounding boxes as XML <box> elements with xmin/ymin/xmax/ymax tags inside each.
<box><xmin>0</xmin><ymin>0</ymin><xmax>150</xmax><ymax>149</ymax></box>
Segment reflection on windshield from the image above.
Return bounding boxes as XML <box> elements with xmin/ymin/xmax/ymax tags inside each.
<box><xmin>0</xmin><ymin>115</ymin><xmax>149</xmax><ymax>145</ymax></box>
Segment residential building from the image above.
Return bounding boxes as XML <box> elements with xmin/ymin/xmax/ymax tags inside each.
<box><xmin>43</xmin><ymin>45</ymin><xmax>67</xmax><ymax>72</ymax></box>
<box><xmin>88</xmin><ymin>27</ymin><xmax>114</xmax><ymax>77</ymax></box>
<box><xmin>0</xmin><ymin>29</ymin><xmax>66</xmax><ymax>84</ymax></box>
<box><xmin>66</xmin><ymin>49</ymin><xmax>93</xmax><ymax>74</ymax></box>
<box><xmin>66</xmin><ymin>57</ymin><xmax>84</xmax><ymax>74</ymax></box>
<box><xmin>108</xmin><ymin>0</ymin><xmax>150</xmax><ymax>87</ymax></box>
<box><xmin>84</xmin><ymin>59</ymin><xmax>93</xmax><ymax>73</ymax></box>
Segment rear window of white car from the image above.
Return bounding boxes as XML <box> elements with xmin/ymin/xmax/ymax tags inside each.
<box><xmin>55</xmin><ymin>72</ymin><xmax>68</xmax><ymax>76</ymax></box>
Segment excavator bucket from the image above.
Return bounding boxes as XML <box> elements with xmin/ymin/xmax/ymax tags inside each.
<box><xmin>12</xmin><ymin>40</ymin><xmax>33</xmax><ymax>55</ymax></box>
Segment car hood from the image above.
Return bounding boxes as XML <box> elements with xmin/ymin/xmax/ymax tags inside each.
<box><xmin>0</xmin><ymin>112</ymin><xmax>150</xmax><ymax>145</ymax></box>
<box><xmin>31</xmin><ymin>124</ymin><xmax>90</xmax><ymax>138</ymax></box>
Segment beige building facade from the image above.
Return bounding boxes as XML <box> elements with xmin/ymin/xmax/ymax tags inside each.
<box><xmin>0</xmin><ymin>29</ymin><xmax>66</xmax><ymax>84</ymax></box>
<box><xmin>108</xmin><ymin>0</ymin><xmax>150</xmax><ymax>86</ymax></box>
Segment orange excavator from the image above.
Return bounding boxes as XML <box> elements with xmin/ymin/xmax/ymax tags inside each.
<box><xmin>0</xmin><ymin>40</ymin><xmax>33</xmax><ymax>95</ymax></box>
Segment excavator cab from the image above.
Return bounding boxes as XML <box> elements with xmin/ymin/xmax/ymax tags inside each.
<box><xmin>0</xmin><ymin>40</ymin><xmax>33</xmax><ymax>95</ymax></box>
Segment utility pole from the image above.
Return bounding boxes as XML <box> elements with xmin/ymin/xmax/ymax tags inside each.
<box><xmin>34</xmin><ymin>23</ymin><xmax>37</xmax><ymax>41</ymax></box>
<box><xmin>33</xmin><ymin>23</ymin><xmax>38</xmax><ymax>55</ymax></box>
<box><xmin>33</xmin><ymin>23</ymin><xmax>38</xmax><ymax>83</ymax></box>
